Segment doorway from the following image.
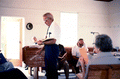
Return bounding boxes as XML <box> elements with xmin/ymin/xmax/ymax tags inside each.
<box><xmin>1</xmin><ymin>16</ymin><xmax>24</xmax><ymax>66</ymax></box>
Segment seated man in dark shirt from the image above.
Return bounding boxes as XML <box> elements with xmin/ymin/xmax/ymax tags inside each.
<box><xmin>57</xmin><ymin>44</ymin><xmax>69</xmax><ymax>79</ymax></box>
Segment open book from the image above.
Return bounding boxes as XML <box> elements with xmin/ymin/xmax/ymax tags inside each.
<box><xmin>42</xmin><ymin>38</ymin><xmax>55</xmax><ymax>42</ymax></box>
<box><xmin>79</xmin><ymin>47</ymin><xmax>88</xmax><ymax>64</ymax></box>
<box><xmin>58</xmin><ymin>52</ymin><xmax>67</xmax><ymax>59</ymax></box>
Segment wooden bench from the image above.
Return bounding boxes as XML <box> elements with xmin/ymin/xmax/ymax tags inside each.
<box><xmin>86</xmin><ymin>64</ymin><xmax>120</xmax><ymax>79</ymax></box>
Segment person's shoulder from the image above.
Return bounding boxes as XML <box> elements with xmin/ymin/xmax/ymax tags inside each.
<box><xmin>53</xmin><ymin>21</ymin><xmax>57</xmax><ymax>24</ymax></box>
<box><xmin>72</xmin><ymin>45</ymin><xmax>77</xmax><ymax>48</ymax></box>
<box><xmin>53</xmin><ymin>21</ymin><xmax>60</xmax><ymax>27</ymax></box>
<box><xmin>83</xmin><ymin>43</ymin><xmax>87</xmax><ymax>47</ymax></box>
<box><xmin>0</xmin><ymin>53</ymin><xmax>7</xmax><ymax>64</ymax></box>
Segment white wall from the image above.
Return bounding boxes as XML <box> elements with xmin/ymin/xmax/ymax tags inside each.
<box><xmin>0</xmin><ymin>0</ymin><xmax>120</xmax><ymax>48</ymax></box>
<box><xmin>108</xmin><ymin>0</ymin><xmax>120</xmax><ymax>48</ymax></box>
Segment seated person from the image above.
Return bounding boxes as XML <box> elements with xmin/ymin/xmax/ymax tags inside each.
<box><xmin>78</xmin><ymin>34</ymin><xmax>120</xmax><ymax>79</ymax></box>
<box><xmin>32</xmin><ymin>36</ymin><xmax>38</xmax><ymax>44</ymax></box>
<box><xmin>72</xmin><ymin>38</ymin><xmax>88</xmax><ymax>74</ymax></box>
<box><xmin>57</xmin><ymin>44</ymin><xmax>69</xmax><ymax>79</ymax></box>
<box><xmin>32</xmin><ymin>36</ymin><xmax>46</xmax><ymax>45</ymax></box>
<box><xmin>0</xmin><ymin>53</ymin><xmax>14</xmax><ymax>72</ymax></box>
<box><xmin>0</xmin><ymin>68</ymin><xmax>27</xmax><ymax>79</ymax></box>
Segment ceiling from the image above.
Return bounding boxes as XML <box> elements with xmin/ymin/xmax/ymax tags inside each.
<box><xmin>95</xmin><ymin>0</ymin><xmax>113</xmax><ymax>2</ymax></box>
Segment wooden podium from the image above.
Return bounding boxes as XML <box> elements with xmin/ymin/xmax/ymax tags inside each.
<box><xmin>22</xmin><ymin>46</ymin><xmax>45</xmax><ymax>79</ymax></box>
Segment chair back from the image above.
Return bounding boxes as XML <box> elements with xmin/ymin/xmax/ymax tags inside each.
<box><xmin>87</xmin><ymin>64</ymin><xmax>120</xmax><ymax>79</ymax></box>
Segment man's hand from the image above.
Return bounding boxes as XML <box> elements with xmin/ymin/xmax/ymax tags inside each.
<box><xmin>37</xmin><ymin>40</ymin><xmax>43</xmax><ymax>45</ymax></box>
<box><xmin>45</xmin><ymin>36</ymin><xmax>47</xmax><ymax>39</ymax></box>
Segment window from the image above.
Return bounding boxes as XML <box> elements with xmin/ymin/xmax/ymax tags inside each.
<box><xmin>60</xmin><ymin>12</ymin><xmax>78</xmax><ymax>47</ymax></box>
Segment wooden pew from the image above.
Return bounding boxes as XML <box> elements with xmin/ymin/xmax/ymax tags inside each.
<box><xmin>22</xmin><ymin>46</ymin><xmax>45</xmax><ymax>79</ymax></box>
<box><xmin>22</xmin><ymin>46</ymin><xmax>95</xmax><ymax>74</ymax></box>
<box><xmin>22</xmin><ymin>46</ymin><xmax>120</xmax><ymax>79</ymax></box>
<box><xmin>86</xmin><ymin>64</ymin><xmax>120</xmax><ymax>79</ymax></box>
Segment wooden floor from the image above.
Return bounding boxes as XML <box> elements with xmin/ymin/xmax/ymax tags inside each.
<box><xmin>15</xmin><ymin>66</ymin><xmax>77</xmax><ymax>79</ymax></box>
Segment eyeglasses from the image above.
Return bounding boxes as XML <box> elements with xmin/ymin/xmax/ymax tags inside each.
<box><xmin>44</xmin><ymin>18</ymin><xmax>49</xmax><ymax>22</ymax></box>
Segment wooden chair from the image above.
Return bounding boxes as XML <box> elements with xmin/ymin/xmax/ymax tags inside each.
<box><xmin>86</xmin><ymin>64</ymin><xmax>120</xmax><ymax>79</ymax></box>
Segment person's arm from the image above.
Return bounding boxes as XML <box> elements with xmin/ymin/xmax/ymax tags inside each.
<box><xmin>30</xmin><ymin>46</ymin><xmax>45</xmax><ymax>60</ymax></box>
<box><xmin>43</xmin><ymin>39</ymin><xmax>56</xmax><ymax>45</ymax></box>
<box><xmin>58</xmin><ymin>52</ymin><xmax>67</xmax><ymax>59</ymax></box>
<box><xmin>37</xmin><ymin>40</ymin><xmax>43</xmax><ymax>45</ymax></box>
<box><xmin>72</xmin><ymin>56</ymin><xmax>79</xmax><ymax>60</ymax></box>
<box><xmin>72</xmin><ymin>46</ymin><xmax>79</xmax><ymax>61</ymax></box>
<box><xmin>84</xmin><ymin>44</ymin><xmax>89</xmax><ymax>53</ymax></box>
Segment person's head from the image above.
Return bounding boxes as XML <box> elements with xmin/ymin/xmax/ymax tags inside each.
<box><xmin>43</xmin><ymin>12</ymin><xmax>54</xmax><ymax>26</ymax></box>
<box><xmin>77</xmin><ymin>38</ymin><xmax>84</xmax><ymax>47</ymax></box>
<box><xmin>94</xmin><ymin>34</ymin><xmax>113</xmax><ymax>53</ymax></box>
<box><xmin>32</xmin><ymin>36</ymin><xmax>37</xmax><ymax>42</ymax></box>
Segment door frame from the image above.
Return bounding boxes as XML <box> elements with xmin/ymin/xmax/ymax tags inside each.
<box><xmin>1</xmin><ymin>16</ymin><xmax>25</xmax><ymax>66</ymax></box>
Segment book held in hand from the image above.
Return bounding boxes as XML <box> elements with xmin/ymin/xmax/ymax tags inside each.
<box><xmin>42</xmin><ymin>38</ymin><xmax>55</xmax><ymax>42</ymax></box>
<box><xmin>79</xmin><ymin>47</ymin><xmax>88</xmax><ymax>64</ymax></box>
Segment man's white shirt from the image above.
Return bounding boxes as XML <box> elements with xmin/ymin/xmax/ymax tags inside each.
<box><xmin>46</xmin><ymin>21</ymin><xmax>61</xmax><ymax>44</ymax></box>
<box><xmin>72</xmin><ymin>44</ymin><xmax>88</xmax><ymax>58</ymax></box>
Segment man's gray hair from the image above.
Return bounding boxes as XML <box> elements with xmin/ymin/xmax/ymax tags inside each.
<box><xmin>43</xmin><ymin>12</ymin><xmax>54</xmax><ymax>21</ymax></box>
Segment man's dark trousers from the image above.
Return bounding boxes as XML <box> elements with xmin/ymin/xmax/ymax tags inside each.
<box><xmin>45</xmin><ymin>44</ymin><xmax>59</xmax><ymax>79</ymax></box>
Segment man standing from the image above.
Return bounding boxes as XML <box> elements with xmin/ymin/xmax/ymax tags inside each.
<box><xmin>43</xmin><ymin>12</ymin><xmax>61</xmax><ymax>79</ymax></box>
<box><xmin>43</xmin><ymin>13</ymin><xmax>61</xmax><ymax>44</ymax></box>
<box><xmin>72</xmin><ymin>38</ymin><xmax>88</xmax><ymax>73</ymax></box>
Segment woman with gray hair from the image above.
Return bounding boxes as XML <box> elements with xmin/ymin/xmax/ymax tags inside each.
<box><xmin>77</xmin><ymin>34</ymin><xmax>120</xmax><ymax>79</ymax></box>
<box><xmin>83</xmin><ymin>34</ymin><xmax>120</xmax><ymax>78</ymax></box>
<box><xmin>94</xmin><ymin>34</ymin><xmax>113</xmax><ymax>53</ymax></box>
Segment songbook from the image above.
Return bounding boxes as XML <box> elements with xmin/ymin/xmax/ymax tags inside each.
<box><xmin>58</xmin><ymin>52</ymin><xmax>67</xmax><ymax>59</ymax></box>
<box><xmin>0</xmin><ymin>53</ymin><xmax>7</xmax><ymax>64</ymax></box>
<box><xmin>79</xmin><ymin>47</ymin><xmax>88</xmax><ymax>64</ymax></box>
<box><xmin>42</xmin><ymin>38</ymin><xmax>55</xmax><ymax>42</ymax></box>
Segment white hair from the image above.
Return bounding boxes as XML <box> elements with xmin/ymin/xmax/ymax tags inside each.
<box><xmin>43</xmin><ymin>12</ymin><xmax>54</xmax><ymax>21</ymax></box>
